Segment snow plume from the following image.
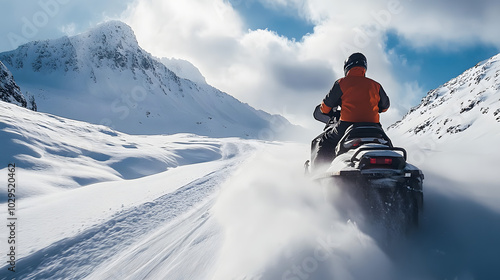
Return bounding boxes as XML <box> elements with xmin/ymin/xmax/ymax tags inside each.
<box><xmin>212</xmin><ymin>143</ymin><xmax>393</xmax><ymax>280</ymax></box>
<box><xmin>212</xmin><ymin>140</ymin><xmax>500</xmax><ymax>279</ymax></box>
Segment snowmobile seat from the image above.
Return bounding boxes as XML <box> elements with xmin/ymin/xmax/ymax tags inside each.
<box><xmin>335</xmin><ymin>123</ymin><xmax>393</xmax><ymax>156</ymax></box>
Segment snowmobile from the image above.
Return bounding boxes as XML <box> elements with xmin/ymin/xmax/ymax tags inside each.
<box><xmin>305</xmin><ymin>106</ymin><xmax>424</xmax><ymax>232</ymax></box>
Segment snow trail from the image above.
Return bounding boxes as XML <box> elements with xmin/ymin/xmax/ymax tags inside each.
<box><xmin>6</xmin><ymin>168</ymin><xmax>225</xmax><ymax>279</ymax></box>
<box><xmin>0</xmin><ymin>141</ymin><xmax>256</xmax><ymax>280</ymax></box>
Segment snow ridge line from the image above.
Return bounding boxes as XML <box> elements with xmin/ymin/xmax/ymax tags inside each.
<box><xmin>0</xmin><ymin>156</ymin><xmax>244</xmax><ymax>280</ymax></box>
<box><xmin>104</xmin><ymin>196</ymin><xmax>219</xmax><ymax>280</ymax></box>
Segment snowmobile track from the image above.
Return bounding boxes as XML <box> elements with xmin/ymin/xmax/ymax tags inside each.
<box><xmin>5</xmin><ymin>161</ymin><xmax>239</xmax><ymax>280</ymax></box>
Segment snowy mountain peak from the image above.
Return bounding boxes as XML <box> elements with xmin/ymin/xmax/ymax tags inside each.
<box><xmin>71</xmin><ymin>20</ymin><xmax>145</xmax><ymax>70</ymax></box>
<box><xmin>389</xmin><ymin>53</ymin><xmax>500</xmax><ymax>140</ymax></box>
<box><xmin>0</xmin><ymin>21</ymin><xmax>299</xmax><ymax>138</ymax></box>
<box><xmin>80</xmin><ymin>20</ymin><xmax>139</xmax><ymax>49</ymax></box>
<box><xmin>0</xmin><ymin>21</ymin><xmax>146</xmax><ymax>76</ymax></box>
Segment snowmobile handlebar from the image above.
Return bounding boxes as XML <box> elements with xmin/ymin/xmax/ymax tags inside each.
<box><xmin>350</xmin><ymin>146</ymin><xmax>407</xmax><ymax>163</ymax></box>
<box><xmin>313</xmin><ymin>105</ymin><xmax>340</xmax><ymax>124</ymax></box>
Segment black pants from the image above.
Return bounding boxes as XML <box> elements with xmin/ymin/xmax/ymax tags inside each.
<box><xmin>311</xmin><ymin>121</ymin><xmax>353</xmax><ymax>168</ymax></box>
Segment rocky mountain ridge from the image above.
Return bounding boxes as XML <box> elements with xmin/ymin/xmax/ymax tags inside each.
<box><xmin>389</xmin><ymin>53</ymin><xmax>500</xmax><ymax>140</ymax></box>
<box><xmin>0</xmin><ymin>61</ymin><xmax>36</xmax><ymax>110</ymax></box>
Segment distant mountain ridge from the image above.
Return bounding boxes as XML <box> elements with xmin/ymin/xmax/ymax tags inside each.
<box><xmin>388</xmin><ymin>53</ymin><xmax>500</xmax><ymax>140</ymax></box>
<box><xmin>0</xmin><ymin>20</ymin><xmax>296</xmax><ymax>138</ymax></box>
<box><xmin>159</xmin><ymin>57</ymin><xmax>207</xmax><ymax>85</ymax></box>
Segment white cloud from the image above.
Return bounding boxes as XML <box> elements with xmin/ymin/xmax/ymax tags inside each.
<box><xmin>391</xmin><ymin>0</ymin><xmax>500</xmax><ymax>48</ymax></box>
<box><xmin>123</xmin><ymin>0</ymin><xmax>243</xmax><ymax>61</ymax></box>
<box><xmin>59</xmin><ymin>23</ymin><xmax>77</xmax><ymax>36</ymax></box>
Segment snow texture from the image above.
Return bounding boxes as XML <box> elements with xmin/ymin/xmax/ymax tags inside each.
<box><xmin>389</xmin><ymin>54</ymin><xmax>500</xmax><ymax>140</ymax></box>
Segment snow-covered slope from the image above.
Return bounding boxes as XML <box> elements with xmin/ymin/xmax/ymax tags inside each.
<box><xmin>388</xmin><ymin>53</ymin><xmax>500</xmax><ymax>211</ymax></box>
<box><xmin>389</xmin><ymin>53</ymin><xmax>500</xmax><ymax>143</ymax></box>
<box><xmin>0</xmin><ymin>21</ymin><xmax>296</xmax><ymax>138</ymax></box>
<box><xmin>0</xmin><ymin>100</ymin><xmax>232</xmax><ymax>198</ymax></box>
<box><xmin>0</xmin><ymin>61</ymin><xmax>36</xmax><ymax>110</ymax></box>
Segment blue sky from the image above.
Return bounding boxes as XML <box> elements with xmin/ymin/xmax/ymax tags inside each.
<box><xmin>1</xmin><ymin>0</ymin><xmax>500</xmax><ymax>126</ymax></box>
<box><xmin>384</xmin><ymin>32</ymin><xmax>499</xmax><ymax>90</ymax></box>
<box><xmin>229</xmin><ymin>0</ymin><xmax>315</xmax><ymax>41</ymax></box>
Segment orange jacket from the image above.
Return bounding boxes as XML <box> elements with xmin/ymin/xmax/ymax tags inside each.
<box><xmin>320</xmin><ymin>67</ymin><xmax>389</xmax><ymax>123</ymax></box>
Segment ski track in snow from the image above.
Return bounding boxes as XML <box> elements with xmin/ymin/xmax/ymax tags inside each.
<box><xmin>0</xmin><ymin>142</ymin><xmax>254</xmax><ymax>280</ymax></box>
<box><xmin>88</xmin><ymin>189</ymin><xmax>221</xmax><ymax>280</ymax></box>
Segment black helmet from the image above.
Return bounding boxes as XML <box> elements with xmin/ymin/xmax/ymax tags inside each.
<box><xmin>344</xmin><ymin>53</ymin><xmax>367</xmax><ymax>76</ymax></box>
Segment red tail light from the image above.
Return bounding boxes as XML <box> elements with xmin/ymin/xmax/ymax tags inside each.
<box><xmin>370</xmin><ymin>157</ymin><xmax>393</xmax><ymax>165</ymax></box>
<box><xmin>352</xmin><ymin>139</ymin><xmax>361</xmax><ymax>147</ymax></box>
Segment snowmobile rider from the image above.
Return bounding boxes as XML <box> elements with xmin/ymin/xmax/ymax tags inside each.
<box><xmin>311</xmin><ymin>52</ymin><xmax>390</xmax><ymax>168</ymax></box>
